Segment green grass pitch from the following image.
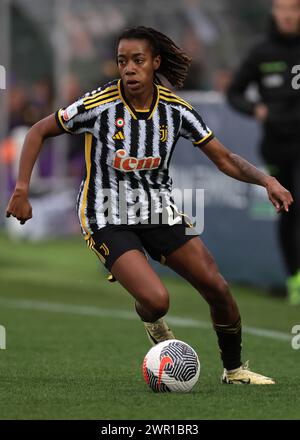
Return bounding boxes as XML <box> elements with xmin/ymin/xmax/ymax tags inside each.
<box><xmin>0</xmin><ymin>233</ymin><xmax>299</xmax><ymax>420</ymax></box>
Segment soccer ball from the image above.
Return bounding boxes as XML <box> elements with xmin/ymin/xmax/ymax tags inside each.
<box><xmin>142</xmin><ymin>339</ymin><xmax>200</xmax><ymax>392</ymax></box>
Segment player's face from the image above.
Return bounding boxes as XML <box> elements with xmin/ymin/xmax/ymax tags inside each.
<box><xmin>117</xmin><ymin>39</ymin><xmax>161</xmax><ymax>95</ymax></box>
<box><xmin>272</xmin><ymin>0</ymin><xmax>300</xmax><ymax>34</ymax></box>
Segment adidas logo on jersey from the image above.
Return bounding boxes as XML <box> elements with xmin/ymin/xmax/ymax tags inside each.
<box><xmin>112</xmin><ymin>131</ymin><xmax>125</xmax><ymax>140</ymax></box>
<box><xmin>112</xmin><ymin>149</ymin><xmax>161</xmax><ymax>172</ymax></box>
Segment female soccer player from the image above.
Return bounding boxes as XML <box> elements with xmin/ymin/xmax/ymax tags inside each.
<box><xmin>6</xmin><ymin>27</ymin><xmax>293</xmax><ymax>384</ymax></box>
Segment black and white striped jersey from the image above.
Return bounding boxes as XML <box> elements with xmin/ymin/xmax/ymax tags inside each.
<box><xmin>55</xmin><ymin>79</ymin><xmax>214</xmax><ymax>236</ymax></box>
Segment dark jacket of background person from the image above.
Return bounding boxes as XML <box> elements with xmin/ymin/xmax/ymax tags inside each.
<box><xmin>227</xmin><ymin>20</ymin><xmax>300</xmax><ymax>164</ymax></box>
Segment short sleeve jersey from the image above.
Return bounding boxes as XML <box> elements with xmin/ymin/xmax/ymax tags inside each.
<box><xmin>56</xmin><ymin>79</ymin><xmax>214</xmax><ymax>235</ymax></box>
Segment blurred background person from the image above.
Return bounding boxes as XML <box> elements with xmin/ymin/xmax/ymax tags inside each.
<box><xmin>227</xmin><ymin>0</ymin><xmax>300</xmax><ymax>305</ymax></box>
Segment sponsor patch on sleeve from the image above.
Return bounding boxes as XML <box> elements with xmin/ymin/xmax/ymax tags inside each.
<box><xmin>62</xmin><ymin>103</ymin><xmax>78</xmax><ymax>121</ymax></box>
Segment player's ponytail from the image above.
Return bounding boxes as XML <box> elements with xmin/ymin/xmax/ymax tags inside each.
<box><xmin>117</xmin><ymin>26</ymin><xmax>192</xmax><ymax>89</ymax></box>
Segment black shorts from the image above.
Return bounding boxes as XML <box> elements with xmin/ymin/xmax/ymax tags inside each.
<box><xmin>86</xmin><ymin>222</ymin><xmax>198</xmax><ymax>271</ymax></box>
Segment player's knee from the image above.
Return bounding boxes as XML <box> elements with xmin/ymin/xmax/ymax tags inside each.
<box><xmin>213</xmin><ymin>278</ymin><xmax>237</xmax><ymax>310</ymax></box>
<box><xmin>146</xmin><ymin>288</ymin><xmax>170</xmax><ymax>320</ymax></box>
<box><xmin>216</xmin><ymin>275</ymin><xmax>230</xmax><ymax>296</ymax></box>
<box><xmin>201</xmin><ymin>274</ymin><xmax>232</xmax><ymax>306</ymax></box>
<box><xmin>150</xmin><ymin>299</ymin><xmax>169</xmax><ymax>320</ymax></box>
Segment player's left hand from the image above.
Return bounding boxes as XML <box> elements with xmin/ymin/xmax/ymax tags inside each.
<box><xmin>265</xmin><ymin>176</ymin><xmax>293</xmax><ymax>213</ymax></box>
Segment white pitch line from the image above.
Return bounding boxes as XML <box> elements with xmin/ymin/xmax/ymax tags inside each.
<box><xmin>0</xmin><ymin>297</ymin><xmax>291</xmax><ymax>342</ymax></box>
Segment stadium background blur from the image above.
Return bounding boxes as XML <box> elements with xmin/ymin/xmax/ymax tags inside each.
<box><xmin>0</xmin><ymin>0</ymin><xmax>299</xmax><ymax>420</ymax></box>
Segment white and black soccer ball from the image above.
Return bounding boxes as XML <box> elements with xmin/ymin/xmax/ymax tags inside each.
<box><xmin>142</xmin><ymin>339</ymin><xmax>200</xmax><ymax>392</ymax></box>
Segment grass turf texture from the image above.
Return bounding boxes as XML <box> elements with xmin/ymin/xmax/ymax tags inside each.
<box><xmin>0</xmin><ymin>233</ymin><xmax>299</xmax><ymax>420</ymax></box>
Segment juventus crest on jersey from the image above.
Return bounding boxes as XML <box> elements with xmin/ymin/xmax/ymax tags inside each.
<box><xmin>56</xmin><ymin>79</ymin><xmax>214</xmax><ymax>236</ymax></box>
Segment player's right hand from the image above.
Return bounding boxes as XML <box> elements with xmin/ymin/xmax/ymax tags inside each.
<box><xmin>6</xmin><ymin>189</ymin><xmax>32</xmax><ymax>225</ymax></box>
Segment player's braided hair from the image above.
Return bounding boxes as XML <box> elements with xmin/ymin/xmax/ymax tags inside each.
<box><xmin>117</xmin><ymin>26</ymin><xmax>192</xmax><ymax>88</ymax></box>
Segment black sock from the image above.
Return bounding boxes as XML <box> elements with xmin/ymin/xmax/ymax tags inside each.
<box><xmin>213</xmin><ymin>318</ymin><xmax>242</xmax><ymax>370</ymax></box>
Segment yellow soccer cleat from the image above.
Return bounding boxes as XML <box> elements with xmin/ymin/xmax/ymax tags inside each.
<box><xmin>222</xmin><ymin>361</ymin><xmax>275</xmax><ymax>384</ymax></box>
<box><xmin>144</xmin><ymin>318</ymin><xmax>175</xmax><ymax>346</ymax></box>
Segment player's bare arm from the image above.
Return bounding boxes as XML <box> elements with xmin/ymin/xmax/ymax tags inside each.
<box><xmin>6</xmin><ymin>113</ymin><xmax>63</xmax><ymax>224</ymax></box>
<box><xmin>201</xmin><ymin>137</ymin><xmax>293</xmax><ymax>213</ymax></box>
